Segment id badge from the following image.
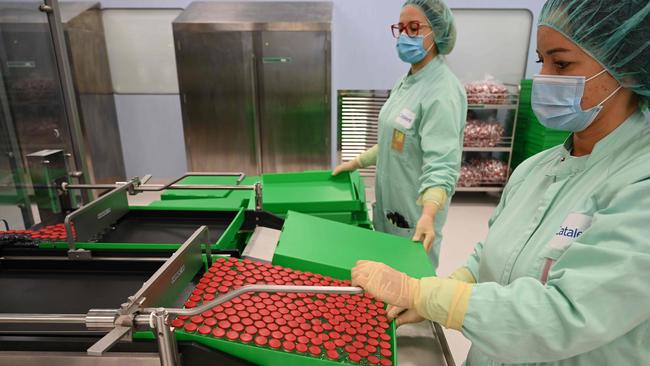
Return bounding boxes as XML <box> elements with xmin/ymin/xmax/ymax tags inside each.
<box><xmin>391</xmin><ymin>129</ymin><xmax>406</xmax><ymax>153</ymax></box>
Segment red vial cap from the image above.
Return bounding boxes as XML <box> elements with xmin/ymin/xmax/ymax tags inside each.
<box><xmin>203</xmin><ymin>294</ymin><xmax>215</xmax><ymax>301</ymax></box>
<box><xmin>228</xmin><ymin>315</ymin><xmax>241</xmax><ymax>324</ymax></box>
<box><xmin>322</xmin><ymin>323</ymin><xmax>333</xmax><ymax>331</ymax></box>
<box><xmin>242</xmin><ymin>318</ymin><xmax>253</xmax><ymax>326</ymax></box>
<box><xmin>381</xmin><ymin>349</ymin><xmax>392</xmax><ymax>358</ymax></box>
<box><xmin>356</xmin><ymin>335</ymin><xmax>367</xmax><ymax>343</ymax></box>
<box><xmin>379</xmin><ymin>341</ymin><xmax>391</xmax><ymax>349</ymax></box>
<box><xmin>204</xmin><ymin>318</ymin><xmax>217</xmax><ymax>327</ymax></box>
<box><xmin>255</xmin><ymin>336</ymin><xmax>268</xmax><ymax>346</ymax></box>
<box><xmin>334</xmin><ymin>339</ymin><xmax>346</xmax><ymax>348</ymax></box>
<box><xmin>279</xmin><ymin>326</ymin><xmax>292</xmax><ymax>334</ymax></box>
<box><xmin>366</xmin><ymin>345</ymin><xmax>377</xmax><ymax>354</ymax></box>
<box><xmin>171</xmin><ymin>319</ymin><xmax>185</xmax><ymax>328</ymax></box>
<box><xmin>284</xmin><ymin>333</ymin><xmax>297</xmax><ymax>342</ymax></box>
<box><xmin>232</xmin><ymin>323</ymin><xmax>244</xmax><ymax>332</ymax></box>
<box><xmin>225</xmin><ymin>308</ymin><xmax>236</xmax><ymax>316</ymax></box>
<box><xmin>191</xmin><ymin>316</ymin><xmax>204</xmax><ymax>324</ymax></box>
<box><xmin>219</xmin><ymin>321</ymin><xmax>231</xmax><ymax>329</ymax></box>
<box><xmin>269</xmin><ymin>339</ymin><xmax>282</xmax><ymax>349</ymax></box>
<box><xmin>368</xmin><ymin>338</ymin><xmax>379</xmax><ymax>347</ymax></box>
<box><xmin>271</xmin><ymin>331</ymin><xmax>283</xmax><ymax>340</ymax></box>
<box><xmin>296</xmin><ymin>343</ymin><xmax>308</xmax><ymax>353</ymax></box>
<box><xmin>342</xmin><ymin>334</ymin><xmax>353</xmax><ymax>343</ymax></box>
<box><xmin>240</xmin><ymin>333</ymin><xmax>253</xmax><ymax>343</ymax></box>
<box><xmin>216</xmin><ymin>313</ymin><xmax>228</xmax><ymax>321</ymax></box>
<box><xmin>345</xmin><ymin>345</ymin><xmax>357</xmax><ymax>353</ymax></box>
<box><xmin>184</xmin><ymin>301</ymin><xmax>197</xmax><ymax>308</ymax></box>
<box><xmin>259</xmin><ymin>328</ymin><xmax>271</xmax><ymax>337</ymax></box>
<box><xmin>282</xmin><ymin>341</ymin><xmax>296</xmax><ymax>351</ymax></box>
<box><xmin>310</xmin><ymin>337</ymin><xmax>323</xmax><ymax>346</ymax></box>
<box><xmin>368</xmin><ymin>356</ymin><xmax>380</xmax><ymax>364</ymax></box>
<box><xmin>368</xmin><ymin>331</ymin><xmax>379</xmax><ymax>339</ymax></box>
<box><xmin>299</xmin><ymin>323</ymin><xmax>311</xmax><ymax>331</ymax></box>
<box><xmin>178</xmin><ymin>315</ymin><xmax>189</xmax><ymax>320</ymax></box>
<box><xmin>275</xmin><ymin>318</ymin><xmax>287</xmax><ymax>326</ymax></box>
<box><xmin>380</xmin><ymin>333</ymin><xmax>391</xmax><ymax>342</ymax></box>
<box><xmin>319</xmin><ymin>333</ymin><xmax>330</xmax><ymax>342</ymax></box>
<box><xmin>329</xmin><ymin>331</ymin><xmax>340</xmax><ymax>339</ymax></box>
<box><xmin>297</xmin><ymin>336</ymin><xmax>309</xmax><ymax>344</ymax></box>
<box><xmin>326</xmin><ymin>350</ymin><xmax>339</xmax><ymax>360</ymax></box>
<box><xmin>349</xmin><ymin>353</ymin><xmax>361</xmax><ymax>362</ymax></box>
<box><xmin>323</xmin><ymin>341</ymin><xmax>336</xmax><ymax>351</ymax></box>
<box><xmin>352</xmin><ymin>341</ymin><xmax>364</xmax><ymax>349</ymax></box>
<box><xmin>184</xmin><ymin>323</ymin><xmax>198</xmax><ymax>332</ymax></box>
<box><xmin>198</xmin><ymin>325</ymin><xmax>212</xmax><ymax>335</ymax></box>
<box><xmin>380</xmin><ymin>359</ymin><xmax>393</xmax><ymax>366</ymax></box>
<box><xmin>226</xmin><ymin>331</ymin><xmax>239</xmax><ymax>340</ymax></box>
<box><xmin>308</xmin><ymin>346</ymin><xmax>321</xmax><ymax>356</ymax></box>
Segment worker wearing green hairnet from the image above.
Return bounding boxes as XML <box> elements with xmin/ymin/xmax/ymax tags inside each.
<box><xmin>351</xmin><ymin>0</ymin><xmax>650</xmax><ymax>365</ymax></box>
<box><xmin>333</xmin><ymin>0</ymin><xmax>466</xmax><ymax>268</ymax></box>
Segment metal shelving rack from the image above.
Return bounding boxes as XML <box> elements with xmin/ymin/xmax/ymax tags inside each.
<box><xmin>338</xmin><ymin>85</ymin><xmax>520</xmax><ymax>193</ymax></box>
<box><xmin>457</xmin><ymin>84</ymin><xmax>520</xmax><ymax>193</ymax></box>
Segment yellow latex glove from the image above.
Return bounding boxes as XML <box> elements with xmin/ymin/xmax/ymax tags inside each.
<box><xmin>448</xmin><ymin>267</ymin><xmax>476</xmax><ymax>283</ymax></box>
<box><xmin>332</xmin><ymin>145</ymin><xmax>378</xmax><ymax>176</ymax></box>
<box><xmin>414</xmin><ymin>277</ymin><xmax>474</xmax><ymax>331</ymax></box>
<box><xmin>412</xmin><ymin>212</ymin><xmax>436</xmax><ymax>252</ymax></box>
<box><xmin>386</xmin><ymin>305</ymin><xmax>425</xmax><ymax>327</ymax></box>
<box><xmin>332</xmin><ymin>159</ymin><xmax>359</xmax><ymax>176</ymax></box>
<box><xmin>351</xmin><ymin>260</ymin><xmax>420</xmax><ymax>309</ymax></box>
<box><xmin>351</xmin><ymin>261</ymin><xmax>473</xmax><ymax>331</ymax></box>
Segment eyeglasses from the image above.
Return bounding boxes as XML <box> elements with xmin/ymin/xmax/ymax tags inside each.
<box><xmin>390</xmin><ymin>21</ymin><xmax>431</xmax><ymax>38</ymax></box>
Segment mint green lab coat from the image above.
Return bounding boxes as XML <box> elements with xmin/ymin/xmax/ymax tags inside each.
<box><xmin>374</xmin><ymin>56</ymin><xmax>467</xmax><ymax>267</ymax></box>
<box><xmin>463</xmin><ymin>111</ymin><xmax>650</xmax><ymax>365</ymax></box>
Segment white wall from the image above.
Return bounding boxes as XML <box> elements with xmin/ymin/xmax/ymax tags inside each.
<box><xmin>95</xmin><ymin>0</ymin><xmax>545</xmax><ymax>178</ymax></box>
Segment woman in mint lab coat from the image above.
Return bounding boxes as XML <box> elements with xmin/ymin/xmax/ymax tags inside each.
<box><xmin>350</xmin><ymin>0</ymin><xmax>650</xmax><ymax>365</ymax></box>
<box><xmin>333</xmin><ymin>0</ymin><xmax>467</xmax><ymax>268</ymax></box>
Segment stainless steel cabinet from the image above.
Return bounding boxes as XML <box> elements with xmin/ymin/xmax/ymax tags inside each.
<box><xmin>173</xmin><ymin>2</ymin><xmax>332</xmax><ymax>175</ymax></box>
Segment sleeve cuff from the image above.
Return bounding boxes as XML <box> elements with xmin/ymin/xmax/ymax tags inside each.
<box><xmin>417</xmin><ymin>186</ymin><xmax>448</xmax><ymax>208</ymax></box>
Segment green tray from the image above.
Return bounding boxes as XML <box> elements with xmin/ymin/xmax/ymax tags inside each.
<box><xmin>145</xmin><ymin>193</ymin><xmax>253</xmax><ymax>212</ymax></box>
<box><xmin>273</xmin><ymin>211</ymin><xmax>435</xmax><ymax>279</ymax></box>
<box><xmin>262</xmin><ymin>171</ymin><xmax>364</xmax><ymax>214</ymax></box>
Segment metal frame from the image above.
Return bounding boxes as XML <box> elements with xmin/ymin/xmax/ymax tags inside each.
<box><xmin>40</xmin><ymin>0</ymin><xmax>94</xmax><ymax>203</ymax></box>
<box><xmin>60</xmin><ymin>172</ymin><xmax>263</xmax><ymax>255</ymax></box>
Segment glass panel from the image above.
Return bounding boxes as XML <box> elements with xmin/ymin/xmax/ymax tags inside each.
<box><xmin>0</xmin><ymin>1</ymin><xmax>74</xmax><ymax>228</ymax></box>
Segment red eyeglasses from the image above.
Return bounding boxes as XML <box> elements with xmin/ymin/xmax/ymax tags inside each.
<box><xmin>390</xmin><ymin>21</ymin><xmax>432</xmax><ymax>38</ymax></box>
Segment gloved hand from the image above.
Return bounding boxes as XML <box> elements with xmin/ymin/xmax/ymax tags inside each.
<box><xmin>332</xmin><ymin>159</ymin><xmax>360</xmax><ymax>176</ymax></box>
<box><xmin>387</xmin><ymin>305</ymin><xmax>425</xmax><ymax>327</ymax></box>
<box><xmin>412</xmin><ymin>213</ymin><xmax>435</xmax><ymax>252</ymax></box>
<box><xmin>351</xmin><ymin>261</ymin><xmax>474</xmax><ymax>331</ymax></box>
<box><xmin>351</xmin><ymin>260</ymin><xmax>420</xmax><ymax>309</ymax></box>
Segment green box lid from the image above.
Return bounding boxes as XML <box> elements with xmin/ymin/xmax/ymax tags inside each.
<box><xmin>273</xmin><ymin>211</ymin><xmax>436</xmax><ymax>280</ymax></box>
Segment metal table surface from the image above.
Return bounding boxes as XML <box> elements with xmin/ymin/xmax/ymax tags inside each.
<box><xmin>397</xmin><ymin>321</ymin><xmax>455</xmax><ymax>366</ymax></box>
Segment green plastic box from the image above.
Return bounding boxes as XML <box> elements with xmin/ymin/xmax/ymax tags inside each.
<box><xmin>262</xmin><ymin>171</ymin><xmax>364</xmax><ymax>214</ymax></box>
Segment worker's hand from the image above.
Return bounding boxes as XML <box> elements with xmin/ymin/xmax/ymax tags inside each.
<box><xmin>351</xmin><ymin>260</ymin><xmax>419</xmax><ymax>309</ymax></box>
<box><xmin>387</xmin><ymin>305</ymin><xmax>426</xmax><ymax>327</ymax></box>
<box><xmin>412</xmin><ymin>213</ymin><xmax>435</xmax><ymax>252</ymax></box>
<box><xmin>332</xmin><ymin>159</ymin><xmax>360</xmax><ymax>176</ymax></box>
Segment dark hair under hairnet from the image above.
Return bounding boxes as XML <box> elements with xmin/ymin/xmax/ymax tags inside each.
<box><xmin>539</xmin><ymin>0</ymin><xmax>650</xmax><ymax>108</ymax></box>
<box><xmin>403</xmin><ymin>0</ymin><xmax>457</xmax><ymax>55</ymax></box>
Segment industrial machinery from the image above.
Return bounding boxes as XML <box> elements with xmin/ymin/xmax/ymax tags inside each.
<box><xmin>0</xmin><ymin>171</ymin><xmax>454</xmax><ymax>366</ymax></box>
<box><xmin>174</xmin><ymin>2</ymin><xmax>332</xmax><ymax>175</ymax></box>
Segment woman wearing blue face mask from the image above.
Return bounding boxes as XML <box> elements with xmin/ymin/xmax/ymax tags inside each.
<box><xmin>333</xmin><ymin>0</ymin><xmax>467</xmax><ymax>269</ymax></box>
<box><xmin>349</xmin><ymin>1</ymin><xmax>650</xmax><ymax>365</ymax></box>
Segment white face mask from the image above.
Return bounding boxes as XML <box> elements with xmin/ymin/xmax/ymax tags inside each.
<box><xmin>532</xmin><ymin>69</ymin><xmax>622</xmax><ymax>132</ymax></box>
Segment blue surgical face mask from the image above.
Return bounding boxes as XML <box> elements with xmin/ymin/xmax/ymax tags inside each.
<box><xmin>396</xmin><ymin>31</ymin><xmax>433</xmax><ymax>64</ymax></box>
<box><xmin>532</xmin><ymin>69</ymin><xmax>622</xmax><ymax>132</ymax></box>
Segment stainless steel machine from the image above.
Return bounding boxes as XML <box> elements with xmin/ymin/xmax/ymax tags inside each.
<box><xmin>173</xmin><ymin>1</ymin><xmax>332</xmax><ymax>175</ymax></box>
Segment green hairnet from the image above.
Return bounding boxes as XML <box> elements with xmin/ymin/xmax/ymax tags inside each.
<box><xmin>403</xmin><ymin>0</ymin><xmax>457</xmax><ymax>55</ymax></box>
<box><xmin>539</xmin><ymin>0</ymin><xmax>650</xmax><ymax>109</ymax></box>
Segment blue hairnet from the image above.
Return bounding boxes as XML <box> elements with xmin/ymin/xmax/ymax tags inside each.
<box><xmin>403</xmin><ymin>0</ymin><xmax>457</xmax><ymax>55</ymax></box>
<box><xmin>539</xmin><ymin>0</ymin><xmax>650</xmax><ymax>109</ymax></box>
